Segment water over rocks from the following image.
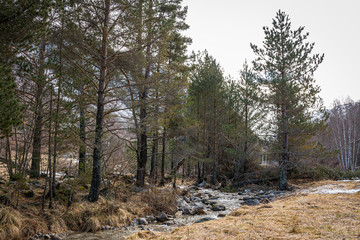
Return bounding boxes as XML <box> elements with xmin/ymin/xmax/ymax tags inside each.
<box><xmin>64</xmin><ymin>184</ymin><xmax>287</xmax><ymax>239</ymax></box>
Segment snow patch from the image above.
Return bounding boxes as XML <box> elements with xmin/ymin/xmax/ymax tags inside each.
<box><xmin>302</xmin><ymin>184</ymin><xmax>360</xmax><ymax>194</ymax></box>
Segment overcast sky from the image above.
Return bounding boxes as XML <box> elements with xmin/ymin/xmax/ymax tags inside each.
<box><xmin>181</xmin><ymin>0</ymin><xmax>360</xmax><ymax>108</ymax></box>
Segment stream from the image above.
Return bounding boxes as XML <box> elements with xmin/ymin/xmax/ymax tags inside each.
<box><xmin>63</xmin><ymin>185</ymin><xmax>285</xmax><ymax>240</ymax></box>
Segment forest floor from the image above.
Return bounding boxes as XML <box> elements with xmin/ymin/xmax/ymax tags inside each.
<box><xmin>127</xmin><ymin>180</ymin><xmax>360</xmax><ymax>240</ymax></box>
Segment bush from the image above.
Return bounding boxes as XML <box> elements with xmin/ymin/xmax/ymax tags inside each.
<box><xmin>141</xmin><ymin>188</ymin><xmax>178</xmax><ymax>215</ymax></box>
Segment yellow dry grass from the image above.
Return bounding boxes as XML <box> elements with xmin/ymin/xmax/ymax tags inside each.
<box><xmin>127</xmin><ymin>180</ymin><xmax>360</xmax><ymax>240</ymax></box>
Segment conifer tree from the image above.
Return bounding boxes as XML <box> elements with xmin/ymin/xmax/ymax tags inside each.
<box><xmin>251</xmin><ymin>10</ymin><xmax>325</xmax><ymax>190</ymax></box>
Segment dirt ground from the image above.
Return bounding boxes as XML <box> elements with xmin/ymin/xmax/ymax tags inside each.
<box><xmin>127</xmin><ymin>180</ymin><xmax>360</xmax><ymax>240</ymax></box>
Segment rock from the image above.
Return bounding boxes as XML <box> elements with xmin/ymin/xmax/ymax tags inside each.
<box><xmin>101</xmin><ymin>225</ymin><xmax>112</xmax><ymax>230</ymax></box>
<box><xmin>43</xmin><ymin>234</ymin><xmax>51</xmax><ymax>239</ymax></box>
<box><xmin>211</xmin><ymin>204</ymin><xmax>226</xmax><ymax>211</ymax></box>
<box><xmin>201</xmin><ymin>199</ymin><xmax>210</xmax><ymax>205</ymax></box>
<box><xmin>259</xmin><ymin>190</ymin><xmax>265</xmax><ymax>195</ymax></box>
<box><xmin>244</xmin><ymin>199</ymin><xmax>260</xmax><ymax>206</ymax></box>
<box><xmin>177</xmin><ymin>199</ymin><xmax>190</xmax><ymax>208</ymax></box>
<box><xmin>181</xmin><ymin>207</ymin><xmax>192</xmax><ymax>215</ymax></box>
<box><xmin>192</xmin><ymin>202</ymin><xmax>204</xmax><ymax>209</ymax></box>
<box><xmin>190</xmin><ymin>196</ymin><xmax>201</xmax><ymax>202</ymax></box>
<box><xmin>198</xmin><ymin>181</ymin><xmax>206</xmax><ymax>187</ymax></box>
<box><xmin>194</xmin><ymin>217</ymin><xmax>215</xmax><ymax>224</ymax></box>
<box><xmin>194</xmin><ymin>193</ymin><xmax>202</xmax><ymax>198</ymax></box>
<box><xmin>131</xmin><ymin>218</ymin><xmax>138</xmax><ymax>226</ymax></box>
<box><xmin>175</xmin><ymin>211</ymin><xmax>182</xmax><ymax>217</ymax></box>
<box><xmin>240</xmin><ymin>195</ymin><xmax>254</xmax><ymax>200</ymax></box>
<box><xmin>145</xmin><ymin>216</ymin><xmax>156</xmax><ymax>223</ymax></box>
<box><xmin>138</xmin><ymin>218</ymin><xmax>148</xmax><ymax>225</ymax></box>
<box><xmin>263</xmin><ymin>193</ymin><xmax>275</xmax><ymax>201</ymax></box>
<box><xmin>244</xmin><ymin>189</ymin><xmax>251</xmax><ymax>194</ymax></box>
<box><xmin>163</xmin><ymin>220</ymin><xmax>176</xmax><ymax>226</ymax></box>
<box><xmin>156</xmin><ymin>212</ymin><xmax>169</xmax><ymax>222</ymax></box>
<box><xmin>192</xmin><ymin>208</ymin><xmax>206</xmax><ymax>215</ymax></box>
<box><xmin>24</xmin><ymin>190</ymin><xmax>35</xmax><ymax>198</ymax></box>
<box><xmin>208</xmin><ymin>196</ymin><xmax>219</xmax><ymax>200</ymax></box>
<box><xmin>218</xmin><ymin>213</ymin><xmax>226</xmax><ymax>218</ymax></box>
<box><xmin>183</xmin><ymin>196</ymin><xmax>190</xmax><ymax>203</ymax></box>
<box><xmin>51</xmin><ymin>234</ymin><xmax>62</xmax><ymax>240</ymax></box>
<box><xmin>278</xmin><ymin>192</ymin><xmax>286</xmax><ymax>197</ymax></box>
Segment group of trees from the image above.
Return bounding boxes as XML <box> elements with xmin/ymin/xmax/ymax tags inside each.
<box><xmin>0</xmin><ymin>0</ymin><xmax>191</xmax><ymax>203</ymax></box>
<box><xmin>328</xmin><ymin>99</ymin><xmax>360</xmax><ymax>171</ymax></box>
<box><xmin>1</xmin><ymin>1</ymin><xmax>358</xmax><ymax>207</ymax></box>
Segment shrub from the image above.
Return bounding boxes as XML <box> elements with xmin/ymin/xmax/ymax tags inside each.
<box><xmin>141</xmin><ymin>188</ymin><xmax>178</xmax><ymax>215</ymax></box>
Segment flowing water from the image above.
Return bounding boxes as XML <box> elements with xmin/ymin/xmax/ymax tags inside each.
<box><xmin>64</xmin><ymin>187</ymin><xmax>245</xmax><ymax>240</ymax></box>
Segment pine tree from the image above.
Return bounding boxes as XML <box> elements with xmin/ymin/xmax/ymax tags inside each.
<box><xmin>251</xmin><ymin>10</ymin><xmax>325</xmax><ymax>190</ymax></box>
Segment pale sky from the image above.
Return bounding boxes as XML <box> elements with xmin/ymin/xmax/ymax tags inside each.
<box><xmin>182</xmin><ymin>0</ymin><xmax>360</xmax><ymax>108</ymax></box>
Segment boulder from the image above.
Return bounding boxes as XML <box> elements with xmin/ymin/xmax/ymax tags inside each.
<box><xmin>192</xmin><ymin>208</ymin><xmax>206</xmax><ymax>215</ymax></box>
<box><xmin>190</xmin><ymin>196</ymin><xmax>201</xmax><ymax>202</ymax></box>
<box><xmin>138</xmin><ymin>218</ymin><xmax>148</xmax><ymax>225</ymax></box>
<box><xmin>211</xmin><ymin>204</ymin><xmax>226</xmax><ymax>211</ymax></box>
<box><xmin>181</xmin><ymin>207</ymin><xmax>192</xmax><ymax>215</ymax></box>
<box><xmin>244</xmin><ymin>199</ymin><xmax>260</xmax><ymax>206</ymax></box>
<box><xmin>156</xmin><ymin>212</ymin><xmax>169</xmax><ymax>222</ymax></box>
<box><xmin>198</xmin><ymin>181</ymin><xmax>206</xmax><ymax>187</ymax></box>
<box><xmin>145</xmin><ymin>215</ymin><xmax>156</xmax><ymax>223</ymax></box>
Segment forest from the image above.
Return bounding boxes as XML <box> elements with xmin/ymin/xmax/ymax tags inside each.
<box><xmin>0</xmin><ymin>1</ymin><xmax>359</xmax><ymax>240</ymax></box>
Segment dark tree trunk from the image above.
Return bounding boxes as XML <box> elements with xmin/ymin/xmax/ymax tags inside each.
<box><xmin>136</xmin><ymin>0</ymin><xmax>153</xmax><ymax>187</ymax></box>
<box><xmin>197</xmin><ymin>161</ymin><xmax>201</xmax><ymax>183</ymax></box>
<box><xmin>88</xmin><ymin>0</ymin><xmax>109</xmax><ymax>202</ymax></box>
<box><xmin>150</xmin><ymin>133</ymin><xmax>158</xmax><ymax>180</ymax></box>
<box><xmin>212</xmin><ymin>93</ymin><xmax>217</xmax><ymax>186</ymax></box>
<box><xmin>30</xmin><ymin>37</ymin><xmax>46</xmax><ymax>178</ymax></box>
<box><xmin>78</xmin><ymin>96</ymin><xmax>86</xmax><ymax>175</ymax></box>
<box><xmin>160</xmin><ymin>126</ymin><xmax>166</xmax><ymax>185</ymax></box>
<box><xmin>279</xmin><ymin>103</ymin><xmax>288</xmax><ymax>190</ymax></box>
<box><xmin>47</xmin><ymin>88</ymin><xmax>53</xmax><ymax>209</ymax></box>
<box><xmin>182</xmin><ymin>162</ymin><xmax>185</xmax><ymax>183</ymax></box>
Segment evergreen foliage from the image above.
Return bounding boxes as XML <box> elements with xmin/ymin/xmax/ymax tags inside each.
<box><xmin>251</xmin><ymin>10</ymin><xmax>326</xmax><ymax>189</ymax></box>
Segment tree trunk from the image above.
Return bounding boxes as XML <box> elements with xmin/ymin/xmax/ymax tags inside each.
<box><xmin>160</xmin><ymin>126</ymin><xmax>166</xmax><ymax>185</ymax></box>
<box><xmin>279</xmin><ymin>103</ymin><xmax>288</xmax><ymax>190</ymax></box>
<box><xmin>47</xmin><ymin>87</ymin><xmax>53</xmax><ymax>209</ymax></box>
<box><xmin>212</xmin><ymin>91</ymin><xmax>217</xmax><ymax>186</ymax></box>
<box><xmin>88</xmin><ymin>0</ymin><xmax>109</xmax><ymax>202</ymax></box>
<box><xmin>30</xmin><ymin>37</ymin><xmax>46</xmax><ymax>178</ymax></box>
<box><xmin>150</xmin><ymin>133</ymin><xmax>158</xmax><ymax>180</ymax></box>
<box><xmin>78</xmin><ymin>93</ymin><xmax>86</xmax><ymax>175</ymax></box>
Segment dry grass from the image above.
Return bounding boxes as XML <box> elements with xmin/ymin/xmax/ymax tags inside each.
<box><xmin>0</xmin><ymin>207</ymin><xmax>22</xmax><ymax>240</ymax></box>
<box><xmin>127</xmin><ymin>180</ymin><xmax>360</xmax><ymax>240</ymax></box>
<box><xmin>140</xmin><ymin>188</ymin><xmax>178</xmax><ymax>215</ymax></box>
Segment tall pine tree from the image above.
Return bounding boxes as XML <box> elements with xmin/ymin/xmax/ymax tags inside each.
<box><xmin>251</xmin><ymin>10</ymin><xmax>325</xmax><ymax>190</ymax></box>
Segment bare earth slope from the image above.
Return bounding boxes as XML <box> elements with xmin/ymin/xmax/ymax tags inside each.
<box><xmin>127</xmin><ymin>180</ymin><xmax>360</xmax><ymax>240</ymax></box>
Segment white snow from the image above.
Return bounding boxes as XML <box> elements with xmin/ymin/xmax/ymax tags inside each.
<box><xmin>302</xmin><ymin>183</ymin><xmax>360</xmax><ymax>194</ymax></box>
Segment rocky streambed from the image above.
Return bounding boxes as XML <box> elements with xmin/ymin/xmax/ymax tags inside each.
<box><xmin>63</xmin><ymin>185</ymin><xmax>287</xmax><ymax>240</ymax></box>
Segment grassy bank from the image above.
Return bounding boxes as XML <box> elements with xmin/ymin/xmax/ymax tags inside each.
<box><xmin>0</xmin><ymin>177</ymin><xmax>178</xmax><ymax>240</ymax></box>
<box><xmin>128</xmin><ymin>180</ymin><xmax>360</xmax><ymax>240</ymax></box>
